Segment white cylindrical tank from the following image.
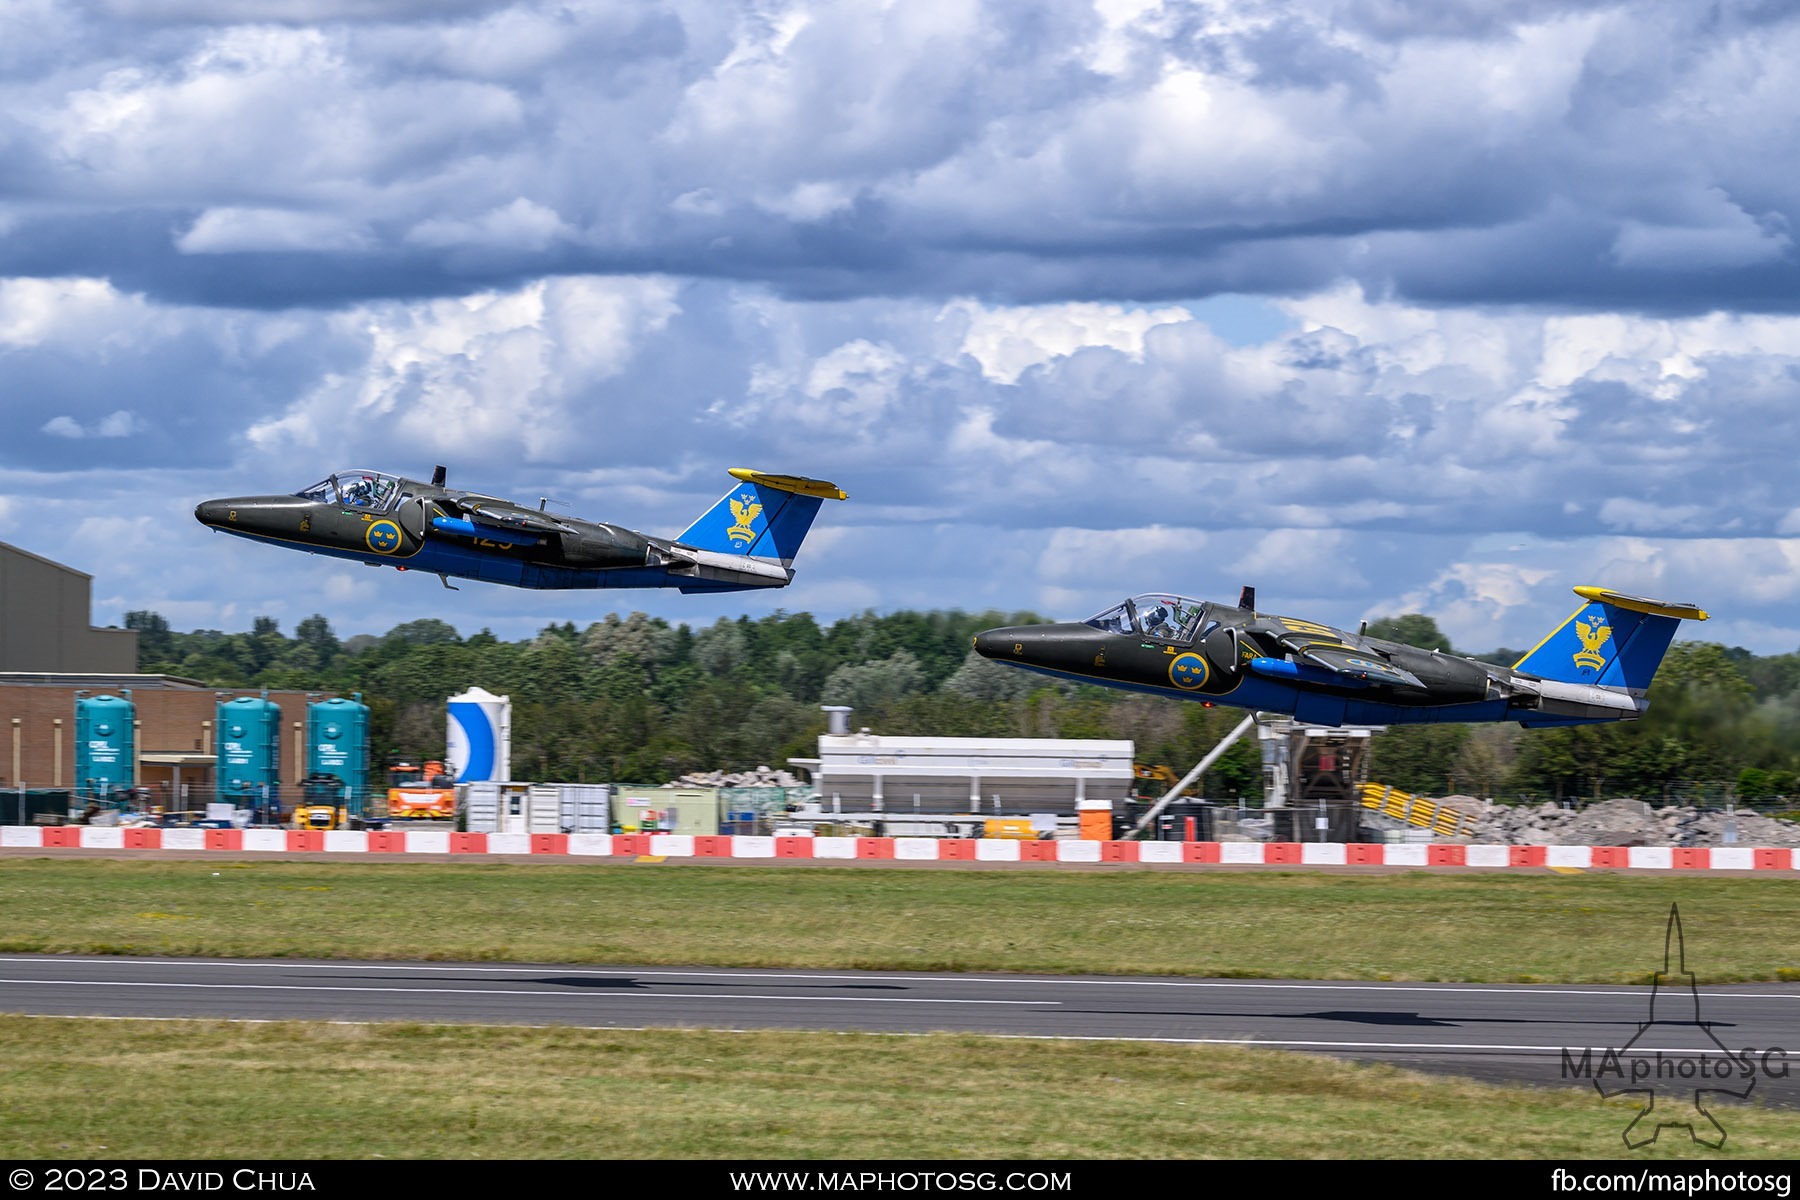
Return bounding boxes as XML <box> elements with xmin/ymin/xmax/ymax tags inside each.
<box><xmin>447</xmin><ymin>687</ymin><xmax>511</xmax><ymax>783</ymax></box>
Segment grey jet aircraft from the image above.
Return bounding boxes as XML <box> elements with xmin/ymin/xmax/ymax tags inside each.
<box><xmin>974</xmin><ymin>585</ymin><xmax>1708</xmax><ymax>727</ymax></box>
<box><xmin>195</xmin><ymin>466</ymin><xmax>846</xmax><ymax>593</ymax></box>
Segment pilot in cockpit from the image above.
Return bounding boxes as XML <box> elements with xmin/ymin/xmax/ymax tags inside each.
<box><xmin>342</xmin><ymin>478</ymin><xmax>373</xmax><ymax>506</ymax></box>
<box><xmin>1143</xmin><ymin>604</ymin><xmax>1176</xmax><ymax>639</ymax></box>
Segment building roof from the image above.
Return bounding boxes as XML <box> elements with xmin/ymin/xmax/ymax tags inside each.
<box><xmin>0</xmin><ymin>539</ymin><xmax>95</xmax><ymax>580</ymax></box>
<box><xmin>806</xmin><ymin>732</ymin><xmax>1134</xmax><ymax>779</ymax></box>
<box><xmin>0</xmin><ymin>673</ymin><xmax>208</xmax><ymax>689</ymax></box>
<box><xmin>140</xmin><ymin>753</ymin><xmax>217</xmax><ymax>767</ymax></box>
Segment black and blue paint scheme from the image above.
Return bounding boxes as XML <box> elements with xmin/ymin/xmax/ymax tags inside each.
<box><xmin>195</xmin><ymin>466</ymin><xmax>846</xmax><ymax>594</ymax></box>
<box><xmin>974</xmin><ymin>586</ymin><xmax>1709</xmax><ymax>729</ymax></box>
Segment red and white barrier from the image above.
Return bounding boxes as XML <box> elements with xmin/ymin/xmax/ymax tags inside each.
<box><xmin>2</xmin><ymin>826</ymin><xmax>1794</xmax><ymax>870</ymax></box>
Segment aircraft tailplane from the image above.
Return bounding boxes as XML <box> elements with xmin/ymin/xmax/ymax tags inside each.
<box><xmin>1512</xmin><ymin>586</ymin><xmax>1709</xmax><ymax>694</ymax></box>
<box><xmin>675</xmin><ymin>469</ymin><xmax>847</xmax><ymax>565</ymax></box>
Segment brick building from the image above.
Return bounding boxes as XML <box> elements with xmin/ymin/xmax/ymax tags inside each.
<box><xmin>1</xmin><ymin>676</ymin><xmax>320</xmax><ymax>803</ymax></box>
<box><xmin>0</xmin><ymin>539</ymin><xmax>335</xmax><ymax>811</ymax></box>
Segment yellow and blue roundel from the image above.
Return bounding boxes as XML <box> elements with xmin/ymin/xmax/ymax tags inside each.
<box><xmin>1168</xmin><ymin>652</ymin><xmax>1209</xmax><ymax>690</ymax></box>
<box><xmin>365</xmin><ymin>520</ymin><xmax>403</xmax><ymax>554</ymax></box>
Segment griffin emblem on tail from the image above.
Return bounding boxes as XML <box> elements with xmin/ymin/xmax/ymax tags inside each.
<box><xmin>727</xmin><ymin>495</ymin><xmax>763</xmax><ymax>545</ymax></box>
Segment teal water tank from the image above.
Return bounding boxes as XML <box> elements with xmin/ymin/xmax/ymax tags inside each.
<box><xmin>306</xmin><ymin>696</ymin><xmax>369</xmax><ymax>804</ymax></box>
<box><xmin>217</xmin><ymin>695</ymin><xmax>282</xmax><ymax>814</ymax></box>
<box><xmin>75</xmin><ymin>693</ymin><xmax>135</xmax><ymax>800</ymax></box>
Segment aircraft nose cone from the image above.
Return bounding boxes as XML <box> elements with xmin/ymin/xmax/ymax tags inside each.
<box><xmin>194</xmin><ymin>499</ymin><xmax>229</xmax><ymax>528</ymax></box>
<box><xmin>975</xmin><ymin>624</ymin><xmax>1101</xmax><ymax>670</ymax></box>
<box><xmin>973</xmin><ymin>627</ymin><xmax>1021</xmax><ymax>661</ymax></box>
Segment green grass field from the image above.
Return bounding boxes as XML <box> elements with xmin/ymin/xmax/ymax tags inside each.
<box><xmin>0</xmin><ymin>856</ymin><xmax>1796</xmax><ymax>982</ymax></box>
<box><xmin>1</xmin><ymin>1016</ymin><xmax>1792</xmax><ymax>1160</ymax></box>
<box><xmin>4</xmin><ymin>856</ymin><xmax>1797</xmax><ymax>1160</ymax></box>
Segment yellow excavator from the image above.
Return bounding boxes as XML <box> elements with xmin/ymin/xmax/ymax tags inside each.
<box><xmin>1130</xmin><ymin>763</ymin><xmax>1179</xmax><ymax>801</ymax></box>
<box><xmin>292</xmin><ymin>773</ymin><xmax>350</xmax><ymax>831</ymax></box>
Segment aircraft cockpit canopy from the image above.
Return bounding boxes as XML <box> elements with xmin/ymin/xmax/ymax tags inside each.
<box><xmin>1083</xmin><ymin>594</ymin><xmax>1212</xmax><ymax>644</ymax></box>
<box><xmin>297</xmin><ymin>470</ymin><xmax>403</xmax><ymax>512</ymax></box>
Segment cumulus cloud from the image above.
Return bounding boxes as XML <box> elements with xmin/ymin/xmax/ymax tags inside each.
<box><xmin>0</xmin><ymin>3</ymin><xmax>1794</xmax><ymax>310</ymax></box>
<box><xmin>1037</xmin><ymin>525</ymin><xmax>1210</xmax><ymax>587</ymax></box>
<box><xmin>245</xmin><ymin>274</ymin><xmax>683</xmax><ymax>463</ymax></box>
<box><xmin>40</xmin><ymin>410</ymin><xmax>145</xmax><ymax>438</ymax></box>
<box><xmin>177</xmin><ymin>208</ymin><xmax>374</xmax><ymax>254</ymax></box>
<box><xmin>3</xmin><ymin>272</ymin><xmax>1796</xmax><ymax>648</ymax></box>
<box><xmin>405</xmin><ymin>199</ymin><xmax>571</xmax><ymax>252</ymax></box>
<box><xmin>953</xmin><ymin>300</ymin><xmax>1194</xmax><ymax>384</ymax></box>
<box><xmin>0</xmin><ymin>277</ymin><xmax>149</xmax><ymax>347</ymax></box>
<box><xmin>1230</xmin><ymin>529</ymin><xmax>1365</xmax><ymax>592</ymax></box>
<box><xmin>1</xmin><ymin>2</ymin><xmax>1798</xmax><ymax>656</ymax></box>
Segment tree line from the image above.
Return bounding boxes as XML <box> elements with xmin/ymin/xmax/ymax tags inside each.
<box><xmin>123</xmin><ymin>609</ymin><xmax>1800</xmax><ymax>805</ymax></box>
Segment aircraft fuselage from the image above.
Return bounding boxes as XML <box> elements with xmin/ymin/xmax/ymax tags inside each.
<box><xmin>196</xmin><ymin>467</ymin><xmax>837</xmax><ymax>593</ymax></box>
<box><xmin>973</xmin><ymin>591</ymin><xmax>1662</xmax><ymax>728</ymax></box>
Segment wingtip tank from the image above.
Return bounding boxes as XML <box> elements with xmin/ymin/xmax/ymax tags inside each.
<box><xmin>727</xmin><ymin>468</ymin><xmax>848</xmax><ymax>501</ymax></box>
<box><xmin>1570</xmin><ymin>585</ymin><xmax>1709</xmax><ymax>622</ymax></box>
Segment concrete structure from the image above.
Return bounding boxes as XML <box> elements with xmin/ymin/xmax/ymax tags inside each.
<box><xmin>0</xmin><ymin>541</ymin><xmax>137</xmax><ymax>673</ymax></box>
<box><xmin>789</xmin><ymin>730</ymin><xmax>1134</xmax><ymax>821</ymax></box>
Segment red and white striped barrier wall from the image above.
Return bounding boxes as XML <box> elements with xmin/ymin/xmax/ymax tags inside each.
<box><xmin>1</xmin><ymin>826</ymin><xmax>1795</xmax><ymax>869</ymax></box>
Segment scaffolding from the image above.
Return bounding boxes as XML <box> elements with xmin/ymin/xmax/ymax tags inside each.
<box><xmin>1260</xmin><ymin>720</ymin><xmax>1381</xmax><ymax>807</ymax></box>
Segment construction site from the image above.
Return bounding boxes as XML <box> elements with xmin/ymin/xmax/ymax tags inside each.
<box><xmin>6</xmin><ymin>672</ymin><xmax>1784</xmax><ymax>849</ymax></box>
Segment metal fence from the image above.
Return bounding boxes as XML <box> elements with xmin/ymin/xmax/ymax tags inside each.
<box><xmin>1128</xmin><ymin>799</ymin><xmax>1372</xmax><ymax>843</ymax></box>
<box><xmin>1</xmin><ymin>779</ymin><xmax>381</xmax><ymax>828</ymax></box>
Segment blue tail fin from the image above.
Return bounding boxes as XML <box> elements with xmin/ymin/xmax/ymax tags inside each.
<box><xmin>1512</xmin><ymin>586</ymin><xmax>1709</xmax><ymax>694</ymax></box>
<box><xmin>676</xmin><ymin>469</ymin><xmax>847</xmax><ymax>565</ymax></box>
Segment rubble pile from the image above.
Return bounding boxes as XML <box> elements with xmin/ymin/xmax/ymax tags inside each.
<box><xmin>1461</xmin><ymin>798</ymin><xmax>1800</xmax><ymax>847</ymax></box>
<box><xmin>665</xmin><ymin>764</ymin><xmax>805</xmax><ymax>789</ymax></box>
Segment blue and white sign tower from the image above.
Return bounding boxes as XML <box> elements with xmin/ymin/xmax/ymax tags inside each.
<box><xmin>447</xmin><ymin>687</ymin><xmax>511</xmax><ymax>784</ymax></box>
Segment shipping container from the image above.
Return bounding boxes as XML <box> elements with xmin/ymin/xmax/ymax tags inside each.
<box><xmin>611</xmin><ymin>786</ymin><xmax>719</xmax><ymax>835</ymax></box>
<box><xmin>554</xmin><ymin>783</ymin><xmax>612</xmax><ymax>834</ymax></box>
<box><xmin>461</xmin><ymin>781</ymin><xmax>556</xmax><ymax>833</ymax></box>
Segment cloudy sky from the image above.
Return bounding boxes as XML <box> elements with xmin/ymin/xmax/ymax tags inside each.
<box><xmin>3</xmin><ymin>0</ymin><xmax>1799</xmax><ymax>654</ymax></box>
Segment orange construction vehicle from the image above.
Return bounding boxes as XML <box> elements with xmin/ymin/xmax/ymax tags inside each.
<box><xmin>386</xmin><ymin>759</ymin><xmax>456</xmax><ymax>820</ymax></box>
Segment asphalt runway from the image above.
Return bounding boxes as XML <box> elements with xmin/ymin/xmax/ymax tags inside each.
<box><xmin>1</xmin><ymin>954</ymin><xmax>1796</xmax><ymax>1106</ymax></box>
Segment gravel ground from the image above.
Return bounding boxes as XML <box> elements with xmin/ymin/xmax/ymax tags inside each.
<box><xmin>1457</xmin><ymin>796</ymin><xmax>1800</xmax><ymax>847</ymax></box>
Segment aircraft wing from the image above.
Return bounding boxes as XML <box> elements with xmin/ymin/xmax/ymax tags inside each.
<box><xmin>1251</xmin><ymin>619</ymin><xmax>1357</xmax><ymax>659</ymax></box>
<box><xmin>1296</xmin><ymin>644</ymin><xmax>1429</xmax><ymax>691</ymax></box>
<box><xmin>453</xmin><ymin>498</ymin><xmax>567</xmax><ymax>535</ymax></box>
